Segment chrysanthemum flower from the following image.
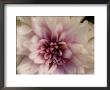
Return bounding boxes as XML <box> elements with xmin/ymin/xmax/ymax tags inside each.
<box><xmin>16</xmin><ymin>16</ymin><xmax>94</xmax><ymax>74</ymax></box>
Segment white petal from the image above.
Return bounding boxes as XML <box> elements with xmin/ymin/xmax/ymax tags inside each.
<box><xmin>76</xmin><ymin>66</ymin><xmax>85</xmax><ymax>74</ymax></box>
<box><xmin>23</xmin><ymin>39</ymin><xmax>32</xmax><ymax>49</ymax></box>
<box><xmin>55</xmin><ymin>23</ymin><xmax>63</xmax><ymax>32</ymax></box>
<box><xmin>31</xmin><ymin>17</ymin><xmax>43</xmax><ymax>37</ymax></box>
<box><xmin>23</xmin><ymin>35</ymin><xmax>38</xmax><ymax>52</ymax></box>
<box><xmin>17</xmin><ymin>36</ymin><xmax>29</xmax><ymax>55</ymax></box>
<box><xmin>31</xmin><ymin>35</ymin><xmax>38</xmax><ymax>44</ymax></box>
<box><xmin>17</xmin><ymin>25</ymin><xmax>32</xmax><ymax>35</ymax></box>
<box><xmin>38</xmin><ymin>61</ymin><xmax>50</xmax><ymax>74</ymax></box>
<box><xmin>29</xmin><ymin>51</ymin><xmax>37</xmax><ymax>60</ymax></box>
<box><xmin>17</xmin><ymin>58</ymin><xmax>39</xmax><ymax>74</ymax></box>
<box><xmin>71</xmin><ymin>16</ymin><xmax>85</xmax><ymax>24</ymax></box>
<box><xmin>33</xmin><ymin>58</ymin><xmax>45</xmax><ymax>64</ymax></box>
<box><xmin>17</xmin><ymin>47</ymin><xmax>29</xmax><ymax>55</ymax></box>
<box><xmin>29</xmin><ymin>52</ymin><xmax>44</xmax><ymax>64</ymax></box>
<box><xmin>17</xmin><ymin>16</ymin><xmax>32</xmax><ymax>26</ymax></box>
<box><xmin>70</xmin><ymin>43</ymin><xmax>88</xmax><ymax>55</ymax></box>
<box><xmin>70</xmin><ymin>20</ymin><xmax>89</xmax><ymax>44</ymax></box>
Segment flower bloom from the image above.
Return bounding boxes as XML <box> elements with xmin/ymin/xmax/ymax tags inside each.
<box><xmin>17</xmin><ymin>16</ymin><xmax>94</xmax><ymax>74</ymax></box>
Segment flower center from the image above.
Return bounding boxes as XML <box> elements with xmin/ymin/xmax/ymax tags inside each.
<box><xmin>38</xmin><ymin>39</ymin><xmax>69</xmax><ymax>65</ymax></box>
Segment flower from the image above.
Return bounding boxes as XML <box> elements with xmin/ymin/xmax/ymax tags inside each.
<box><xmin>16</xmin><ymin>16</ymin><xmax>94</xmax><ymax>74</ymax></box>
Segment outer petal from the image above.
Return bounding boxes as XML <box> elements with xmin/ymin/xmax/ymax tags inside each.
<box><xmin>17</xmin><ymin>25</ymin><xmax>33</xmax><ymax>55</ymax></box>
<box><xmin>31</xmin><ymin>17</ymin><xmax>52</xmax><ymax>39</ymax></box>
<box><xmin>17</xmin><ymin>35</ymin><xmax>30</xmax><ymax>55</ymax></box>
<box><xmin>38</xmin><ymin>61</ymin><xmax>57</xmax><ymax>74</ymax></box>
<box><xmin>16</xmin><ymin>55</ymin><xmax>23</xmax><ymax>65</ymax></box>
<box><xmin>57</xmin><ymin>17</ymin><xmax>89</xmax><ymax>44</ymax></box>
<box><xmin>63</xmin><ymin>61</ymin><xmax>76</xmax><ymax>74</ymax></box>
<box><xmin>73</xmin><ymin>54</ymin><xmax>94</xmax><ymax>74</ymax></box>
<box><xmin>48</xmin><ymin>64</ymin><xmax>57</xmax><ymax>74</ymax></box>
<box><xmin>29</xmin><ymin>51</ymin><xmax>45</xmax><ymax>64</ymax></box>
<box><xmin>38</xmin><ymin>61</ymin><xmax>50</xmax><ymax>74</ymax></box>
<box><xmin>53</xmin><ymin>66</ymin><xmax>65</xmax><ymax>74</ymax></box>
<box><xmin>17</xmin><ymin>57</ymin><xmax>39</xmax><ymax>74</ymax></box>
<box><xmin>69</xmin><ymin>43</ymin><xmax>88</xmax><ymax>55</ymax></box>
<box><xmin>23</xmin><ymin>35</ymin><xmax>39</xmax><ymax>52</ymax></box>
<box><xmin>63</xmin><ymin>48</ymin><xmax>73</xmax><ymax>59</ymax></box>
<box><xmin>17</xmin><ymin>25</ymin><xmax>32</xmax><ymax>35</ymax></box>
<box><xmin>17</xmin><ymin>16</ymin><xmax>32</xmax><ymax>27</ymax></box>
<box><xmin>69</xmin><ymin>20</ymin><xmax>89</xmax><ymax>44</ymax></box>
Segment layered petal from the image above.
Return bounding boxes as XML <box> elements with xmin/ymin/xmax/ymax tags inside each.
<box><xmin>17</xmin><ymin>57</ymin><xmax>39</xmax><ymax>74</ymax></box>
<box><xmin>29</xmin><ymin>51</ymin><xmax>45</xmax><ymax>64</ymax></box>
<box><xmin>17</xmin><ymin>16</ymin><xmax>94</xmax><ymax>74</ymax></box>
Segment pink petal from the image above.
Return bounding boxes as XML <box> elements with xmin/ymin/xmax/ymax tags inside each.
<box><xmin>63</xmin><ymin>49</ymin><xmax>72</xmax><ymax>59</ymax></box>
<box><xmin>59</xmin><ymin>27</ymin><xmax>76</xmax><ymax>43</ymax></box>
<box><xmin>31</xmin><ymin>17</ymin><xmax>52</xmax><ymax>40</ymax></box>
<box><xmin>48</xmin><ymin>64</ymin><xmax>57</xmax><ymax>74</ymax></box>
<box><xmin>63</xmin><ymin>61</ymin><xmax>75</xmax><ymax>74</ymax></box>
<box><xmin>17</xmin><ymin>48</ymin><xmax>29</xmax><ymax>55</ymax></box>
<box><xmin>29</xmin><ymin>52</ymin><xmax>44</xmax><ymax>64</ymax></box>
<box><xmin>31</xmin><ymin>17</ymin><xmax>43</xmax><ymax>38</ymax></box>
<box><xmin>53</xmin><ymin>66</ymin><xmax>65</xmax><ymax>74</ymax></box>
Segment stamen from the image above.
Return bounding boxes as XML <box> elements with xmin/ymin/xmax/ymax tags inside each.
<box><xmin>38</xmin><ymin>39</ymin><xmax>70</xmax><ymax>66</ymax></box>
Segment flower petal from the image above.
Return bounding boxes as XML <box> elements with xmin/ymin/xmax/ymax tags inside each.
<box><xmin>23</xmin><ymin>35</ymin><xmax>39</xmax><ymax>52</ymax></box>
<box><xmin>63</xmin><ymin>61</ymin><xmax>76</xmax><ymax>74</ymax></box>
<box><xmin>53</xmin><ymin>66</ymin><xmax>65</xmax><ymax>74</ymax></box>
<box><xmin>17</xmin><ymin>16</ymin><xmax>32</xmax><ymax>26</ymax></box>
<box><xmin>73</xmin><ymin>20</ymin><xmax>89</xmax><ymax>44</ymax></box>
<box><xmin>70</xmin><ymin>16</ymin><xmax>85</xmax><ymax>24</ymax></box>
<box><xmin>70</xmin><ymin>43</ymin><xmax>88</xmax><ymax>55</ymax></box>
<box><xmin>63</xmin><ymin>49</ymin><xmax>72</xmax><ymax>59</ymax></box>
<box><xmin>48</xmin><ymin>64</ymin><xmax>57</xmax><ymax>74</ymax></box>
<box><xmin>76</xmin><ymin>66</ymin><xmax>85</xmax><ymax>74</ymax></box>
<box><xmin>29</xmin><ymin>52</ymin><xmax>44</xmax><ymax>64</ymax></box>
<box><xmin>17</xmin><ymin>25</ymin><xmax>32</xmax><ymax>35</ymax></box>
<box><xmin>17</xmin><ymin>57</ymin><xmax>39</xmax><ymax>74</ymax></box>
<box><xmin>31</xmin><ymin>17</ymin><xmax>52</xmax><ymax>39</ymax></box>
<box><xmin>38</xmin><ymin>61</ymin><xmax>50</xmax><ymax>74</ymax></box>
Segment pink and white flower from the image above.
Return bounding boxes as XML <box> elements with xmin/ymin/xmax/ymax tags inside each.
<box><xmin>16</xmin><ymin>16</ymin><xmax>94</xmax><ymax>74</ymax></box>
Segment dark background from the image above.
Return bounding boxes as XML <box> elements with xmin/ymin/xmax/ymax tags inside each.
<box><xmin>81</xmin><ymin>16</ymin><xmax>94</xmax><ymax>24</ymax></box>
